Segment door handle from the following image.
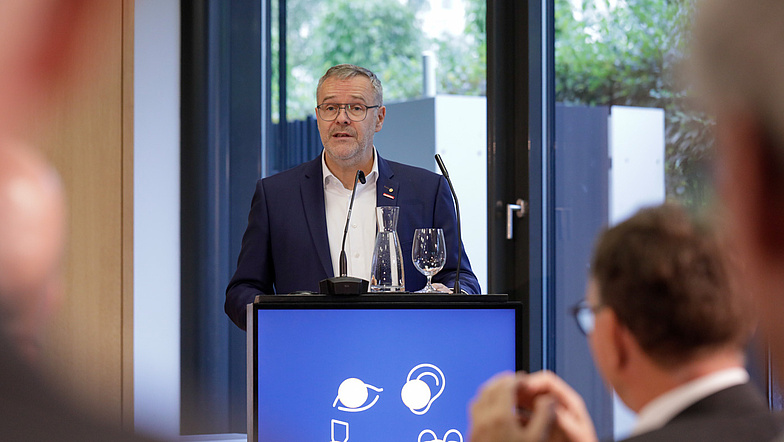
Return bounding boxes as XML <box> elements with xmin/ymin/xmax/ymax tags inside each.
<box><xmin>506</xmin><ymin>199</ymin><xmax>527</xmax><ymax>239</ymax></box>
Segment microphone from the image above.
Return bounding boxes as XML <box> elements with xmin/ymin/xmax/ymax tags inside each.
<box><xmin>340</xmin><ymin>170</ymin><xmax>366</xmax><ymax>276</ymax></box>
<box><xmin>319</xmin><ymin>170</ymin><xmax>369</xmax><ymax>295</ymax></box>
<box><xmin>435</xmin><ymin>154</ymin><xmax>462</xmax><ymax>294</ymax></box>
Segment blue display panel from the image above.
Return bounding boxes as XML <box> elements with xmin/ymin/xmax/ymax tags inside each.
<box><xmin>255</xmin><ymin>307</ymin><xmax>517</xmax><ymax>442</ymax></box>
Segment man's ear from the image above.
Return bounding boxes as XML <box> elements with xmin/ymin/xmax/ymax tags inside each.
<box><xmin>375</xmin><ymin>106</ymin><xmax>386</xmax><ymax>132</ymax></box>
<box><xmin>606</xmin><ymin>310</ymin><xmax>630</xmax><ymax>372</ymax></box>
<box><xmin>609</xmin><ymin>310</ymin><xmax>649</xmax><ymax>378</ymax></box>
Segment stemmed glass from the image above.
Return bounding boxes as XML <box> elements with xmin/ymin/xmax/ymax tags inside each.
<box><xmin>412</xmin><ymin>228</ymin><xmax>446</xmax><ymax>293</ymax></box>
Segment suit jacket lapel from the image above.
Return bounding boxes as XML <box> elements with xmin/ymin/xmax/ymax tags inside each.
<box><xmin>376</xmin><ymin>155</ymin><xmax>400</xmax><ymax>207</ymax></box>
<box><xmin>301</xmin><ymin>155</ymin><xmax>334</xmax><ymax>277</ymax></box>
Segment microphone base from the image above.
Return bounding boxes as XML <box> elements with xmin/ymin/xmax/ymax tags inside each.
<box><xmin>319</xmin><ymin>277</ymin><xmax>369</xmax><ymax>296</ymax></box>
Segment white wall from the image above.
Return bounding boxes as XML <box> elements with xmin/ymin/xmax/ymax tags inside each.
<box><xmin>375</xmin><ymin>96</ymin><xmax>488</xmax><ymax>292</ymax></box>
<box><xmin>134</xmin><ymin>0</ymin><xmax>181</xmax><ymax>438</ymax></box>
<box><xmin>609</xmin><ymin>106</ymin><xmax>666</xmax><ymax>225</ymax></box>
<box><xmin>434</xmin><ymin>95</ymin><xmax>488</xmax><ymax>292</ymax></box>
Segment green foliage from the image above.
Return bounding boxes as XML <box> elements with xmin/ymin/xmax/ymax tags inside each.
<box><xmin>277</xmin><ymin>0</ymin><xmax>487</xmax><ymax>121</ymax></box>
<box><xmin>311</xmin><ymin>0</ymin><xmax>425</xmax><ymax>100</ymax></box>
<box><xmin>434</xmin><ymin>0</ymin><xmax>486</xmax><ymax>96</ymax></box>
<box><xmin>555</xmin><ymin>0</ymin><xmax>713</xmax><ymax>209</ymax></box>
<box><xmin>276</xmin><ymin>0</ymin><xmax>426</xmax><ymax>120</ymax></box>
<box><xmin>276</xmin><ymin>0</ymin><xmax>710</xmax><ymax>208</ymax></box>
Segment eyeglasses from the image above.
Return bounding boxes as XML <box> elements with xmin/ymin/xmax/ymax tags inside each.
<box><xmin>570</xmin><ymin>300</ymin><xmax>606</xmax><ymax>336</ymax></box>
<box><xmin>316</xmin><ymin>103</ymin><xmax>380</xmax><ymax>122</ymax></box>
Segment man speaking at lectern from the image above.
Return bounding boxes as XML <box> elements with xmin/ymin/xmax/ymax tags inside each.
<box><xmin>225</xmin><ymin>64</ymin><xmax>480</xmax><ymax>330</ymax></box>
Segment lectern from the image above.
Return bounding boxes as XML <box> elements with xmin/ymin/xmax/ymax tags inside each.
<box><xmin>247</xmin><ymin>294</ymin><xmax>522</xmax><ymax>442</ymax></box>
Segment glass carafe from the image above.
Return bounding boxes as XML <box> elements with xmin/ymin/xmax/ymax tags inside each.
<box><xmin>369</xmin><ymin>206</ymin><xmax>405</xmax><ymax>292</ymax></box>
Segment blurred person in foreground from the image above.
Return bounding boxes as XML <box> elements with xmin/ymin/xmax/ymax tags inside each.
<box><xmin>225</xmin><ymin>63</ymin><xmax>481</xmax><ymax>330</ymax></box>
<box><xmin>0</xmin><ymin>1</ymin><xmax>158</xmax><ymax>440</ymax></box>
<box><xmin>0</xmin><ymin>147</ymin><xmax>157</xmax><ymax>441</ymax></box>
<box><xmin>469</xmin><ymin>204</ymin><xmax>782</xmax><ymax>441</ymax></box>
<box><xmin>690</xmin><ymin>0</ymin><xmax>784</xmax><ymax>431</ymax></box>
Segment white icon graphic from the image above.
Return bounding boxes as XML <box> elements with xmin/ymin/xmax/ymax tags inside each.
<box><xmin>330</xmin><ymin>419</ymin><xmax>349</xmax><ymax>442</ymax></box>
<box><xmin>401</xmin><ymin>363</ymin><xmax>445</xmax><ymax>415</ymax></box>
<box><xmin>332</xmin><ymin>377</ymin><xmax>384</xmax><ymax>412</ymax></box>
<box><xmin>418</xmin><ymin>429</ymin><xmax>464</xmax><ymax>442</ymax></box>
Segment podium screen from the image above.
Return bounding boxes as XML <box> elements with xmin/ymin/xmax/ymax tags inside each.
<box><xmin>250</xmin><ymin>301</ymin><xmax>520</xmax><ymax>442</ymax></box>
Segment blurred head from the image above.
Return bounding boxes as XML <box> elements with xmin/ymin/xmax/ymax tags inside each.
<box><xmin>691</xmin><ymin>0</ymin><xmax>784</xmax><ymax>160</ymax></box>
<box><xmin>315</xmin><ymin>64</ymin><xmax>386</xmax><ymax>169</ymax></box>
<box><xmin>588</xmin><ymin>203</ymin><xmax>751</xmax><ymax>369</ymax></box>
<box><xmin>0</xmin><ymin>145</ymin><xmax>66</xmax><ymax>363</ymax></box>
<box><xmin>0</xmin><ymin>0</ymin><xmax>108</xmax><ymax>363</ymax></box>
<box><xmin>691</xmin><ymin>0</ymin><xmax>784</xmax><ymax>375</ymax></box>
<box><xmin>0</xmin><ymin>0</ymin><xmax>112</xmax><ymax>138</ymax></box>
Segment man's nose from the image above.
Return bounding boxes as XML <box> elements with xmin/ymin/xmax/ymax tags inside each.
<box><xmin>335</xmin><ymin>106</ymin><xmax>352</xmax><ymax>124</ymax></box>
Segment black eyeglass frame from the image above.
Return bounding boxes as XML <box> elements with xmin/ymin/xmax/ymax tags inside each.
<box><xmin>569</xmin><ymin>300</ymin><xmax>606</xmax><ymax>336</ymax></box>
<box><xmin>315</xmin><ymin>103</ymin><xmax>381</xmax><ymax>122</ymax></box>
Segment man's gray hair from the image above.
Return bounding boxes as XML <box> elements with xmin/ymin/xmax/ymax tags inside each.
<box><xmin>316</xmin><ymin>64</ymin><xmax>383</xmax><ymax>105</ymax></box>
<box><xmin>691</xmin><ymin>0</ymin><xmax>784</xmax><ymax>166</ymax></box>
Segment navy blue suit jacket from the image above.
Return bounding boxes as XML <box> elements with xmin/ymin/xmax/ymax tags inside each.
<box><xmin>225</xmin><ymin>153</ymin><xmax>481</xmax><ymax>329</ymax></box>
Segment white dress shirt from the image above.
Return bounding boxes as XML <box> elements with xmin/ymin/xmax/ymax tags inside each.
<box><xmin>322</xmin><ymin>150</ymin><xmax>379</xmax><ymax>281</ymax></box>
<box><xmin>631</xmin><ymin>367</ymin><xmax>749</xmax><ymax>436</ymax></box>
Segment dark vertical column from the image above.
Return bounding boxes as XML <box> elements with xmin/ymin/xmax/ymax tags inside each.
<box><xmin>181</xmin><ymin>0</ymin><xmax>263</xmax><ymax>434</ymax></box>
<box><xmin>526</xmin><ymin>0</ymin><xmax>555</xmax><ymax>374</ymax></box>
<box><xmin>487</xmin><ymin>0</ymin><xmax>531</xmax><ymax>369</ymax></box>
<box><xmin>181</xmin><ymin>0</ymin><xmax>232</xmax><ymax>434</ymax></box>
<box><xmin>228</xmin><ymin>0</ymin><xmax>263</xmax><ymax>432</ymax></box>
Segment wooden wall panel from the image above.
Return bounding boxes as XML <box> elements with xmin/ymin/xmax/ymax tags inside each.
<box><xmin>30</xmin><ymin>0</ymin><xmax>133</xmax><ymax>426</ymax></box>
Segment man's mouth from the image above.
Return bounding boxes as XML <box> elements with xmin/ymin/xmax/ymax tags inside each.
<box><xmin>333</xmin><ymin>133</ymin><xmax>353</xmax><ymax>138</ymax></box>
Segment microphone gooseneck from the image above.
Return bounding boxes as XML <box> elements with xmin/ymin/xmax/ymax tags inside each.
<box><xmin>434</xmin><ymin>154</ymin><xmax>461</xmax><ymax>294</ymax></box>
<box><xmin>318</xmin><ymin>168</ymin><xmax>369</xmax><ymax>295</ymax></box>
<box><xmin>339</xmin><ymin>170</ymin><xmax>366</xmax><ymax>277</ymax></box>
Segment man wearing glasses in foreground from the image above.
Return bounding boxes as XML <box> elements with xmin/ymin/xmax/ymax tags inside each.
<box><xmin>226</xmin><ymin>64</ymin><xmax>480</xmax><ymax>330</ymax></box>
<box><xmin>470</xmin><ymin>203</ymin><xmax>783</xmax><ymax>441</ymax></box>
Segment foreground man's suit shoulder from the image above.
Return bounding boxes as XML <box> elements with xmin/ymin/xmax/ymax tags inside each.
<box><xmin>621</xmin><ymin>383</ymin><xmax>784</xmax><ymax>442</ymax></box>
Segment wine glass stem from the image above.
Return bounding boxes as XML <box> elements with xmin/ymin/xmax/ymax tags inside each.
<box><xmin>426</xmin><ymin>275</ymin><xmax>433</xmax><ymax>290</ymax></box>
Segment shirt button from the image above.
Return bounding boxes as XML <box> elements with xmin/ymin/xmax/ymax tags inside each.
<box><xmin>351</xmin><ymin>224</ymin><xmax>357</xmax><ymax>228</ymax></box>
<box><xmin>354</xmin><ymin>253</ymin><xmax>360</xmax><ymax>258</ymax></box>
